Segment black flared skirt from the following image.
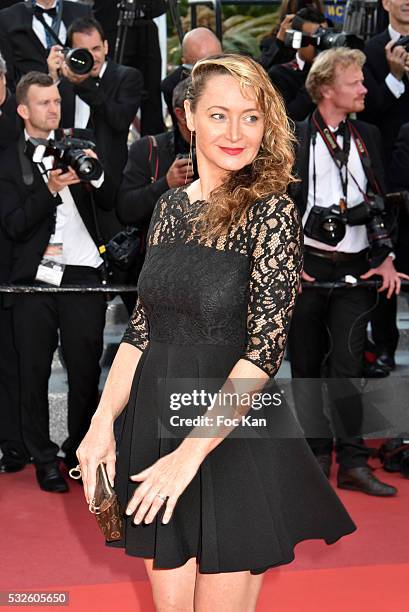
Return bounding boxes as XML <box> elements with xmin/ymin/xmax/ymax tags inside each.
<box><xmin>107</xmin><ymin>341</ymin><xmax>356</xmax><ymax>574</ymax></box>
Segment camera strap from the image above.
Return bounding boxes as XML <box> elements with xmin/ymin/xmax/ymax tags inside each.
<box><xmin>147</xmin><ymin>135</ymin><xmax>159</xmax><ymax>183</ymax></box>
<box><xmin>311</xmin><ymin>110</ymin><xmax>382</xmax><ymax>202</ymax></box>
<box><xmin>85</xmin><ymin>184</ymin><xmax>110</xmax><ymax>284</ymax></box>
<box><xmin>312</xmin><ymin>110</ymin><xmax>350</xmax><ymax>205</ymax></box>
<box><xmin>28</xmin><ymin>3</ymin><xmax>65</xmax><ymax>48</ymax></box>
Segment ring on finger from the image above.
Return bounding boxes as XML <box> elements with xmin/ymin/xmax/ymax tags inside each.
<box><xmin>155</xmin><ymin>492</ymin><xmax>168</xmax><ymax>503</ymax></box>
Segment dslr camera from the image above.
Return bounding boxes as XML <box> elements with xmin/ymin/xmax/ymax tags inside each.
<box><xmin>29</xmin><ymin>135</ymin><xmax>103</xmax><ymax>182</ymax></box>
<box><xmin>284</xmin><ymin>15</ymin><xmax>359</xmax><ymax>51</ymax></box>
<box><xmin>304</xmin><ymin>193</ymin><xmax>396</xmax><ymax>251</ymax></box>
<box><xmin>176</xmin><ymin>148</ymin><xmax>199</xmax><ymax>180</ymax></box>
<box><xmin>63</xmin><ymin>47</ymin><xmax>94</xmax><ymax>76</ymax></box>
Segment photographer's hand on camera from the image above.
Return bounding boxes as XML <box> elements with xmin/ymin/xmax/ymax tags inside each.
<box><xmin>166</xmin><ymin>157</ymin><xmax>194</xmax><ymax>188</ymax></box>
<box><xmin>277</xmin><ymin>14</ymin><xmax>295</xmax><ymax>42</ymax></box>
<box><xmin>47</xmin><ymin>45</ymin><xmax>64</xmax><ymax>81</ymax></box>
<box><xmin>61</xmin><ymin>60</ymin><xmax>90</xmax><ymax>85</ymax></box>
<box><xmin>360</xmin><ymin>254</ymin><xmax>409</xmax><ymax>298</ymax></box>
<box><xmin>47</xmin><ymin>167</ymin><xmax>81</xmax><ymax>195</ymax></box>
<box><xmin>385</xmin><ymin>40</ymin><xmax>408</xmax><ymax>80</ymax></box>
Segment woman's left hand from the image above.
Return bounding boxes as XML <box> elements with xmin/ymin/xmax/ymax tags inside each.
<box><xmin>126</xmin><ymin>448</ymin><xmax>203</xmax><ymax>525</ymax></box>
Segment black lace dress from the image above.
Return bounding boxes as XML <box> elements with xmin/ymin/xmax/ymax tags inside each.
<box><xmin>108</xmin><ymin>187</ymin><xmax>356</xmax><ymax>574</ymax></box>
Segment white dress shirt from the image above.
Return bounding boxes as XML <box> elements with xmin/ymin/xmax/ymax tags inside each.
<box><xmin>303</xmin><ymin>124</ymin><xmax>369</xmax><ymax>253</ymax></box>
<box><xmin>74</xmin><ymin>61</ymin><xmax>107</xmax><ymax>129</ymax></box>
<box><xmin>32</xmin><ymin>0</ymin><xmax>67</xmax><ymax>48</ymax></box>
<box><xmin>385</xmin><ymin>25</ymin><xmax>406</xmax><ymax>99</ymax></box>
<box><xmin>27</xmin><ymin>130</ymin><xmax>103</xmax><ymax>268</ymax></box>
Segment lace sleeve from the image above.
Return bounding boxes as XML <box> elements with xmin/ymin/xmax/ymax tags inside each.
<box><xmin>243</xmin><ymin>194</ymin><xmax>303</xmax><ymax>377</ymax></box>
<box><xmin>120</xmin><ymin>194</ymin><xmax>166</xmax><ymax>350</ymax></box>
<box><xmin>121</xmin><ymin>296</ymin><xmax>150</xmax><ymax>351</ymax></box>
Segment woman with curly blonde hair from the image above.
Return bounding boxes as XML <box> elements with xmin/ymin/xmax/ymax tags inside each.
<box><xmin>77</xmin><ymin>53</ymin><xmax>356</xmax><ymax>611</ymax></box>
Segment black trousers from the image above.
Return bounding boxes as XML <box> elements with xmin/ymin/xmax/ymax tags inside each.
<box><xmin>289</xmin><ymin>250</ymin><xmax>376</xmax><ymax>468</ymax></box>
<box><xmin>12</xmin><ymin>266</ymin><xmax>106</xmax><ymax>465</ymax></box>
<box><xmin>0</xmin><ymin>299</ymin><xmax>29</xmax><ymax>458</ymax></box>
<box><xmin>370</xmin><ymin>292</ymin><xmax>399</xmax><ymax>355</ymax></box>
<box><xmin>121</xmin><ymin>20</ymin><xmax>164</xmax><ymax>136</ymax></box>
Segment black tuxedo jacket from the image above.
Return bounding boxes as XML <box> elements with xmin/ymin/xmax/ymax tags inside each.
<box><xmin>0</xmin><ymin>139</ymin><xmax>116</xmax><ymax>283</ymax></box>
<box><xmin>389</xmin><ymin>122</ymin><xmax>409</xmax><ymax>274</ymax></box>
<box><xmin>117</xmin><ymin>130</ymin><xmax>184</xmax><ymax>227</ymax></box>
<box><xmin>360</xmin><ymin>29</ymin><xmax>409</xmax><ymax>160</ymax></box>
<box><xmin>161</xmin><ymin>65</ymin><xmax>190</xmax><ymax>128</ymax></box>
<box><xmin>290</xmin><ymin>116</ymin><xmax>389</xmax><ymax>266</ymax></box>
<box><xmin>268</xmin><ymin>61</ymin><xmax>315</xmax><ymax>122</ymax></box>
<box><xmin>59</xmin><ymin>59</ymin><xmax>143</xmax><ymax>184</ymax></box>
<box><xmin>0</xmin><ymin>0</ymin><xmax>91</xmax><ymax>90</ymax></box>
<box><xmin>0</xmin><ymin>90</ymin><xmax>21</xmax><ymax>150</ymax></box>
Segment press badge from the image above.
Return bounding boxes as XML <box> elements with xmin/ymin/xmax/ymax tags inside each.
<box><xmin>35</xmin><ymin>258</ymin><xmax>65</xmax><ymax>286</ymax></box>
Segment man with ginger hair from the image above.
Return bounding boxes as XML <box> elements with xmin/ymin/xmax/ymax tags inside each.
<box><xmin>161</xmin><ymin>27</ymin><xmax>222</xmax><ymax>128</ymax></box>
<box><xmin>288</xmin><ymin>48</ymin><xmax>408</xmax><ymax>496</ymax></box>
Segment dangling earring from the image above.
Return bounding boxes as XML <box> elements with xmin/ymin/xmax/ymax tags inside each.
<box><xmin>185</xmin><ymin>130</ymin><xmax>194</xmax><ymax>185</ymax></box>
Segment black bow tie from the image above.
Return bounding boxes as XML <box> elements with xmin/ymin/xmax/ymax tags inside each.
<box><xmin>333</xmin><ymin>121</ymin><xmax>347</xmax><ymax>139</ymax></box>
<box><xmin>34</xmin><ymin>5</ymin><xmax>57</xmax><ymax>18</ymax></box>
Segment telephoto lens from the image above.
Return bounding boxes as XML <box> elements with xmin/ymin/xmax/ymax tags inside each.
<box><xmin>65</xmin><ymin>48</ymin><xmax>94</xmax><ymax>75</ymax></box>
<box><xmin>64</xmin><ymin>149</ymin><xmax>103</xmax><ymax>182</ymax></box>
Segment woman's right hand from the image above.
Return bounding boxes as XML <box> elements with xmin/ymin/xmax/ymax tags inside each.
<box><xmin>76</xmin><ymin>414</ymin><xmax>117</xmax><ymax>504</ymax></box>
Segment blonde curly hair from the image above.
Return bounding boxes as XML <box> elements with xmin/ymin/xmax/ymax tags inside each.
<box><xmin>185</xmin><ymin>53</ymin><xmax>296</xmax><ymax>240</ymax></box>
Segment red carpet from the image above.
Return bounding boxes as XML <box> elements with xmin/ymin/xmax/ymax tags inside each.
<box><xmin>1</xmin><ymin>457</ymin><xmax>409</xmax><ymax>611</ymax></box>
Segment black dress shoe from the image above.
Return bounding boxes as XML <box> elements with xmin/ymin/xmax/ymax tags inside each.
<box><xmin>315</xmin><ymin>454</ymin><xmax>332</xmax><ymax>478</ymax></box>
<box><xmin>376</xmin><ymin>351</ymin><xmax>396</xmax><ymax>371</ymax></box>
<box><xmin>35</xmin><ymin>462</ymin><xmax>69</xmax><ymax>493</ymax></box>
<box><xmin>0</xmin><ymin>449</ymin><xmax>29</xmax><ymax>473</ymax></box>
<box><xmin>363</xmin><ymin>362</ymin><xmax>390</xmax><ymax>378</ymax></box>
<box><xmin>337</xmin><ymin>466</ymin><xmax>397</xmax><ymax>497</ymax></box>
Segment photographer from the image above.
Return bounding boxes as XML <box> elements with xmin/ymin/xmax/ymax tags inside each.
<box><xmin>268</xmin><ymin>7</ymin><xmax>325</xmax><ymax>121</ymax></box>
<box><xmin>288</xmin><ymin>48</ymin><xmax>408</xmax><ymax>496</ymax></box>
<box><xmin>0</xmin><ymin>53</ymin><xmax>31</xmax><ymax>474</ymax></box>
<box><xmin>0</xmin><ymin>72</ymin><xmax>116</xmax><ymax>492</ymax></box>
<box><xmin>259</xmin><ymin>0</ymin><xmax>326</xmax><ymax>70</ymax></box>
<box><xmin>0</xmin><ymin>52</ymin><xmax>20</xmax><ymax>149</ymax></box>
<box><xmin>93</xmin><ymin>0</ymin><xmax>166</xmax><ymax>135</ymax></box>
<box><xmin>161</xmin><ymin>28</ymin><xmax>222</xmax><ymax>129</ymax></box>
<box><xmin>389</xmin><ymin>122</ymin><xmax>409</xmax><ymax>277</ymax></box>
<box><xmin>360</xmin><ymin>0</ymin><xmax>409</xmax><ymax>372</ymax></box>
<box><xmin>47</xmin><ymin>16</ymin><xmax>143</xmax><ymax>185</ymax></box>
<box><xmin>117</xmin><ymin>78</ymin><xmax>195</xmax><ymax>277</ymax></box>
<box><xmin>0</xmin><ymin>0</ymin><xmax>91</xmax><ymax>90</ymax></box>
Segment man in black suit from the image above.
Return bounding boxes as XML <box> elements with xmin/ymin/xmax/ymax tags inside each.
<box><xmin>161</xmin><ymin>28</ymin><xmax>222</xmax><ymax>129</ymax></box>
<box><xmin>0</xmin><ymin>72</ymin><xmax>116</xmax><ymax>492</ymax></box>
<box><xmin>0</xmin><ymin>0</ymin><xmax>91</xmax><ymax>91</ymax></box>
<box><xmin>268</xmin><ymin>7</ymin><xmax>325</xmax><ymax>122</ymax></box>
<box><xmin>289</xmin><ymin>48</ymin><xmax>408</xmax><ymax>496</ymax></box>
<box><xmin>358</xmin><ymin>0</ymin><xmax>409</xmax><ymax>373</ymax></box>
<box><xmin>0</xmin><ymin>53</ymin><xmax>31</xmax><ymax>474</ymax></box>
<box><xmin>93</xmin><ymin>0</ymin><xmax>166</xmax><ymax>135</ymax></box>
<box><xmin>117</xmin><ymin>78</ymin><xmax>194</xmax><ymax>240</ymax></box>
<box><xmin>0</xmin><ymin>53</ymin><xmax>21</xmax><ymax>150</ymax></box>
<box><xmin>389</xmin><ymin>122</ymin><xmax>409</xmax><ymax>276</ymax></box>
<box><xmin>47</xmin><ymin>16</ymin><xmax>143</xmax><ymax>184</ymax></box>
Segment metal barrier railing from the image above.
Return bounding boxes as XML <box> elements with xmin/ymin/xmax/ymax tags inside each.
<box><xmin>0</xmin><ymin>280</ymin><xmax>408</xmax><ymax>294</ymax></box>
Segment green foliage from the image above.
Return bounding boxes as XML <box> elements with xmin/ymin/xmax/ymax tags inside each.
<box><xmin>167</xmin><ymin>4</ymin><xmax>279</xmax><ymax>66</ymax></box>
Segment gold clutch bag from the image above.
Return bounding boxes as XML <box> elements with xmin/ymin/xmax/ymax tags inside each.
<box><xmin>69</xmin><ymin>463</ymin><xmax>123</xmax><ymax>542</ymax></box>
